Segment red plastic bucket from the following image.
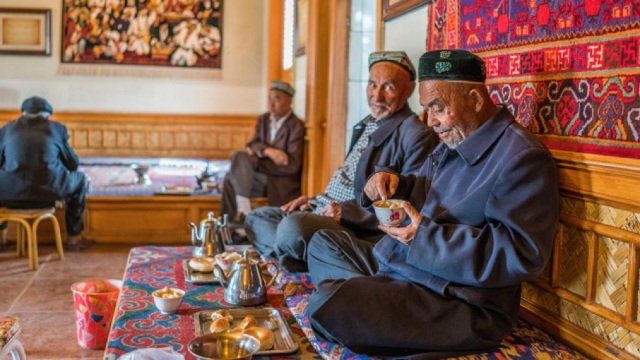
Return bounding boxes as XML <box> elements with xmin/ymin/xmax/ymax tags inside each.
<box><xmin>70</xmin><ymin>279</ymin><xmax>122</xmax><ymax>349</ymax></box>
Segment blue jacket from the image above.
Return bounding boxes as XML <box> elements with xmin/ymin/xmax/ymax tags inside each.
<box><xmin>369</xmin><ymin>106</ymin><xmax>559</xmax><ymax>309</ymax></box>
<box><xmin>0</xmin><ymin>115</ymin><xmax>81</xmax><ymax>202</ymax></box>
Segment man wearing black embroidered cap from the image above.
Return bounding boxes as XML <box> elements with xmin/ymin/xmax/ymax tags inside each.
<box><xmin>305</xmin><ymin>49</ymin><xmax>559</xmax><ymax>357</ymax></box>
<box><xmin>0</xmin><ymin>96</ymin><xmax>92</xmax><ymax>251</ymax></box>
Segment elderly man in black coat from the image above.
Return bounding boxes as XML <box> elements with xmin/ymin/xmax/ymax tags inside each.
<box><xmin>0</xmin><ymin>96</ymin><xmax>92</xmax><ymax>250</ymax></box>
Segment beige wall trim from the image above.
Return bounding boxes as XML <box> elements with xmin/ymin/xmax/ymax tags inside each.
<box><xmin>0</xmin><ymin>110</ymin><xmax>258</xmax><ymax>159</ymax></box>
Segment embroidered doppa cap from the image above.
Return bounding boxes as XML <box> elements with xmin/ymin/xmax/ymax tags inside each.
<box><xmin>270</xmin><ymin>81</ymin><xmax>295</xmax><ymax>97</ymax></box>
<box><xmin>21</xmin><ymin>96</ymin><xmax>53</xmax><ymax>114</ymax></box>
<box><xmin>369</xmin><ymin>51</ymin><xmax>416</xmax><ymax>80</ymax></box>
<box><xmin>418</xmin><ymin>49</ymin><xmax>486</xmax><ymax>83</ymax></box>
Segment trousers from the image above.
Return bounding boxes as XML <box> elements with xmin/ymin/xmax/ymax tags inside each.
<box><xmin>220</xmin><ymin>151</ymin><xmax>268</xmax><ymax>220</ymax></box>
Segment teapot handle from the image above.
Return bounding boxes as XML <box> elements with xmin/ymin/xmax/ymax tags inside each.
<box><xmin>260</xmin><ymin>261</ymin><xmax>280</xmax><ymax>288</ymax></box>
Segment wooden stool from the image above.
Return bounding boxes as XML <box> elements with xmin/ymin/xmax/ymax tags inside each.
<box><xmin>0</xmin><ymin>317</ymin><xmax>26</xmax><ymax>360</ymax></box>
<box><xmin>0</xmin><ymin>207</ymin><xmax>64</xmax><ymax>270</ymax></box>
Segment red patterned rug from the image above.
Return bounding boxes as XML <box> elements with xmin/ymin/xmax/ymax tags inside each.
<box><xmin>428</xmin><ymin>0</ymin><xmax>640</xmax><ymax>158</ymax></box>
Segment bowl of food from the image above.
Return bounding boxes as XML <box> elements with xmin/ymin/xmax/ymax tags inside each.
<box><xmin>152</xmin><ymin>286</ymin><xmax>185</xmax><ymax>314</ymax></box>
<box><xmin>188</xmin><ymin>332</ymin><xmax>260</xmax><ymax>360</ymax></box>
<box><xmin>372</xmin><ymin>199</ymin><xmax>407</xmax><ymax>226</ymax></box>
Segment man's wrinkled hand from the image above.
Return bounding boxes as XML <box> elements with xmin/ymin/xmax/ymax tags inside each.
<box><xmin>320</xmin><ymin>202</ymin><xmax>341</xmax><ymax>223</ymax></box>
<box><xmin>281</xmin><ymin>195</ymin><xmax>311</xmax><ymax>212</ymax></box>
<box><xmin>378</xmin><ymin>201</ymin><xmax>422</xmax><ymax>245</ymax></box>
<box><xmin>245</xmin><ymin>146</ymin><xmax>255</xmax><ymax>156</ymax></box>
<box><xmin>364</xmin><ymin>172</ymin><xmax>399</xmax><ymax>201</ymax></box>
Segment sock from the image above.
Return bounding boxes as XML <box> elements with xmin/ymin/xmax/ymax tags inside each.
<box><xmin>236</xmin><ymin>195</ymin><xmax>251</xmax><ymax>216</ymax></box>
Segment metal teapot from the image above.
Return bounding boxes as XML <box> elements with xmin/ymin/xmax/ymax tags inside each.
<box><xmin>214</xmin><ymin>250</ymin><xmax>280</xmax><ymax>306</ymax></box>
<box><xmin>189</xmin><ymin>211</ymin><xmax>229</xmax><ymax>258</ymax></box>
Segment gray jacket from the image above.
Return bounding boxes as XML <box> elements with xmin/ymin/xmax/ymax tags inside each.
<box><xmin>340</xmin><ymin>104</ymin><xmax>438</xmax><ymax>235</ymax></box>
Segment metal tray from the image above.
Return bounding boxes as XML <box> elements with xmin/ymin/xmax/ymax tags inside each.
<box><xmin>194</xmin><ymin>308</ymin><xmax>299</xmax><ymax>355</ymax></box>
<box><xmin>183</xmin><ymin>259</ymin><xmax>219</xmax><ymax>284</ymax></box>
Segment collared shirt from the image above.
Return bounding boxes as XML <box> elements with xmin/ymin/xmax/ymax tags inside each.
<box><xmin>269</xmin><ymin>111</ymin><xmax>292</xmax><ymax>143</ymax></box>
<box><xmin>314</xmin><ymin>116</ymin><xmax>382</xmax><ymax>213</ymax></box>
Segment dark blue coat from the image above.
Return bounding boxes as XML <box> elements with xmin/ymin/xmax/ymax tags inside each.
<box><xmin>0</xmin><ymin>115</ymin><xmax>82</xmax><ymax>202</ymax></box>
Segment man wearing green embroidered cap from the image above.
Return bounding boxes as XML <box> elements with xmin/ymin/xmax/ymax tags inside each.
<box><xmin>245</xmin><ymin>51</ymin><xmax>438</xmax><ymax>272</ymax></box>
<box><xmin>306</xmin><ymin>49</ymin><xmax>559</xmax><ymax>357</ymax></box>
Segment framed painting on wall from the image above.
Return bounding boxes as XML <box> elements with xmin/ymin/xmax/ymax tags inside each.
<box><xmin>381</xmin><ymin>0</ymin><xmax>432</xmax><ymax>21</ymax></box>
<box><xmin>61</xmin><ymin>0</ymin><xmax>223</xmax><ymax>68</ymax></box>
<box><xmin>0</xmin><ymin>8</ymin><xmax>51</xmax><ymax>56</ymax></box>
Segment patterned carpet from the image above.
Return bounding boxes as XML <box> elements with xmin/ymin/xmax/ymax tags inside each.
<box><xmin>277</xmin><ymin>272</ymin><xmax>588</xmax><ymax>359</ymax></box>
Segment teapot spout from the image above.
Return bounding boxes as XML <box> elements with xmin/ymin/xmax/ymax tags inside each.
<box><xmin>213</xmin><ymin>265</ymin><xmax>229</xmax><ymax>288</ymax></box>
<box><xmin>189</xmin><ymin>222</ymin><xmax>201</xmax><ymax>246</ymax></box>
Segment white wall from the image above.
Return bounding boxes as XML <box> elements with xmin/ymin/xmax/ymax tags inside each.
<box><xmin>0</xmin><ymin>0</ymin><xmax>268</xmax><ymax>114</ymax></box>
<box><xmin>346</xmin><ymin>0</ymin><xmax>377</xmax><ymax>146</ymax></box>
<box><xmin>383</xmin><ymin>5</ymin><xmax>429</xmax><ymax>114</ymax></box>
<box><xmin>344</xmin><ymin>2</ymin><xmax>429</xmax><ymax>148</ymax></box>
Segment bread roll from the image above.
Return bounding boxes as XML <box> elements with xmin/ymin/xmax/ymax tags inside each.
<box><xmin>189</xmin><ymin>257</ymin><xmax>216</xmax><ymax>272</ymax></box>
<box><xmin>209</xmin><ymin>317</ymin><xmax>230</xmax><ymax>333</ymax></box>
<box><xmin>243</xmin><ymin>327</ymin><xmax>275</xmax><ymax>350</ymax></box>
<box><xmin>236</xmin><ymin>315</ymin><xmax>258</xmax><ymax>331</ymax></box>
<box><xmin>210</xmin><ymin>309</ymin><xmax>233</xmax><ymax>323</ymax></box>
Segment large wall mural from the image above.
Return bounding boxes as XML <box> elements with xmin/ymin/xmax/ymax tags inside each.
<box><xmin>61</xmin><ymin>0</ymin><xmax>223</xmax><ymax>68</ymax></box>
<box><xmin>428</xmin><ymin>0</ymin><xmax>640</xmax><ymax>158</ymax></box>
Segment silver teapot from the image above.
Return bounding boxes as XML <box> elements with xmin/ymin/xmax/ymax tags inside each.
<box><xmin>214</xmin><ymin>250</ymin><xmax>280</xmax><ymax>306</ymax></box>
<box><xmin>189</xmin><ymin>212</ymin><xmax>231</xmax><ymax>258</ymax></box>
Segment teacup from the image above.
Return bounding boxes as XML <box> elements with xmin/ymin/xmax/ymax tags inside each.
<box><xmin>372</xmin><ymin>199</ymin><xmax>407</xmax><ymax>226</ymax></box>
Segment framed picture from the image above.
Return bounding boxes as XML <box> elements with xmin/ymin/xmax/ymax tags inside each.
<box><xmin>0</xmin><ymin>8</ymin><xmax>51</xmax><ymax>56</ymax></box>
<box><xmin>61</xmin><ymin>0</ymin><xmax>223</xmax><ymax>68</ymax></box>
<box><xmin>381</xmin><ymin>0</ymin><xmax>432</xmax><ymax>21</ymax></box>
<box><xmin>295</xmin><ymin>0</ymin><xmax>307</xmax><ymax>56</ymax></box>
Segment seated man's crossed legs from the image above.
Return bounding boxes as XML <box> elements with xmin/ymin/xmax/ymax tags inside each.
<box><xmin>245</xmin><ymin>207</ymin><xmax>357</xmax><ymax>272</ymax></box>
<box><xmin>246</xmin><ymin>207</ymin><xmax>384</xmax><ymax>272</ymax></box>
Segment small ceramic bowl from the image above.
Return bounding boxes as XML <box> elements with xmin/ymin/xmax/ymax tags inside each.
<box><xmin>152</xmin><ymin>287</ymin><xmax>185</xmax><ymax>314</ymax></box>
<box><xmin>372</xmin><ymin>199</ymin><xmax>407</xmax><ymax>226</ymax></box>
<box><xmin>188</xmin><ymin>332</ymin><xmax>260</xmax><ymax>360</ymax></box>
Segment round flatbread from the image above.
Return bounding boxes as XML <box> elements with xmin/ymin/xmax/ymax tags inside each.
<box><xmin>189</xmin><ymin>257</ymin><xmax>216</xmax><ymax>272</ymax></box>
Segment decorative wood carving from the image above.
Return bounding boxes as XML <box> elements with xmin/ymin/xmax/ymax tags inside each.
<box><xmin>0</xmin><ymin>110</ymin><xmax>258</xmax><ymax>159</ymax></box>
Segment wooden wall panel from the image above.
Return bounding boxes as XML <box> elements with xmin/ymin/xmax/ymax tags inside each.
<box><xmin>520</xmin><ymin>150</ymin><xmax>640</xmax><ymax>359</ymax></box>
<box><xmin>0</xmin><ymin>110</ymin><xmax>258</xmax><ymax>160</ymax></box>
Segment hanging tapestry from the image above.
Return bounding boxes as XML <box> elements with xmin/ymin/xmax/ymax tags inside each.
<box><xmin>61</xmin><ymin>0</ymin><xmax>223</xmax><ymax>69</ymax></box>
<box><xmin>428</xmin><ymin>0</ymin><xmax>640</xmax><ymax>158</ymax></box>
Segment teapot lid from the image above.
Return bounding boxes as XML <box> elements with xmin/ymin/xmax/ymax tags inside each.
<box><xmin>234</xmin><ymin>249</ymin><xmax>258</xmax><ymax>267</ymax></box>
<box><xmin>201</xmin><ymin>211</ymin><xmax>216</xmax><ymax>225</ymax></box>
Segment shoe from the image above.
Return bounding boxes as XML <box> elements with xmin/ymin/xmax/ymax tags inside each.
<box><xmin>230</xmin><ymin>231</ymin><xmax>249</xmax><ymax>245</ymax></box>
<box><xmin>278</xmin><ymin>255</ymin><xmax>308</xmax><ymax>273</ymax></box>
<box><xmin>232</xmin><ymin>212</ymin><xmax>247</xmax><ymax>225</ymax></box>
<box><xmin>66</xmin><ymin>235</ymin><xmax>95</xmax><ymax>251</ymax></box>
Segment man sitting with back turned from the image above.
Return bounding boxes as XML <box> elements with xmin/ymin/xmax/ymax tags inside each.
<box><xmin>0</xmin><ymin>96</ymin><xmax>92</xmax><ymax>251</ymax></box>
<box><xmin>305</xmin><ymin>49</ymin><xmax>560</xmax><ymax>358</ymax></box>
<box><xmin>245</xmin><ymin>51</ymin><xmax>439</xmax><ymax>272</ymax></box>
<box><xmin>220</xmin><ymin>81</ymin><xmax>306</xmax><ymax>225</ymax></box>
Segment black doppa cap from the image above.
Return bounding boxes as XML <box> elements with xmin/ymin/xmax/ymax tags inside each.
<box><xmin>418</xmin><ymin>49</ymin><xmax>486</xmax><ymax>83</ymax></box>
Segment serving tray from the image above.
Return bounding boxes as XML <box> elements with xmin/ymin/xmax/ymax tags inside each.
<box><xmin>183</xmin><ymin>259</ymin><xmax>219</xmax><ymax>284</ymax></box>
<box><xmin>194</xmin><ymin>307</ymin><xmax>299</xmax><ymax>355</ymax></box>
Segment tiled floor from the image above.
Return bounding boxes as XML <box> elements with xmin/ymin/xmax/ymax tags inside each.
<box><xmin>0</xmin><ymin>242</ymin><xmax>132</xmax><ymax>360</ymax></box>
